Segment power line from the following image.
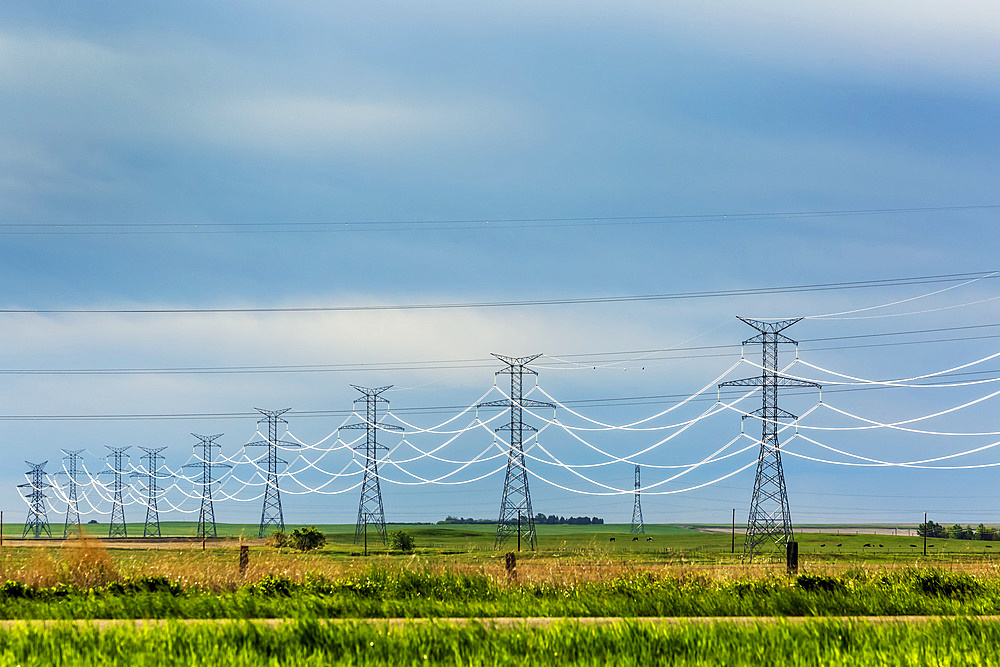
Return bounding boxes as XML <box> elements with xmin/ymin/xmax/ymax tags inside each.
<box><xmin>0</xmin><ymin>270</ymin><xmax>995</xmax><ymax>314</ymax></box>
<box><xmin>4</xmin><ymin>204</ymin><xmax>998</xmax><ymax>235</ymax></box>
<box><xmin>0</xmin><ymin>367</ymin><xmax>995</xmax><ymax>422</ymax></box>
<box><xmin>2</xmin><ymin>322</ymin><xmax>999</xmax><ymax>376</ymax></box>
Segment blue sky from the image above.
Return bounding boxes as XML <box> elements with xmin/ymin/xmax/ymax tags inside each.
<box><xmin>1</xmin><ymin>2</ymin><xmax>999</xmax><ymax>530</ymax></box>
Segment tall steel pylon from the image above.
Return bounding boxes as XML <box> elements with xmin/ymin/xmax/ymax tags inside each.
<box><xmin>719</xmin><ymin>317</ymin><xmax>820</xmax><ymax>561</ymax></box>
<box><xmin>183</xmin><ymin>433</ymin><xmax>229</xmax><ymax>538</ymax></box>
<box><xmin>630</xmin><ymin>465</ymin><xmax>645</xmax><ymax>534</ymax></box>
<box><xmin>340</xmin><ymin>385</ymin><xmax>402</xmax><ymax>545</ymax></box>
<box><xmin>246</xmin><ymin>408</ymin><xmax>299</xmax><ymax>538</ymax></box>
<box><xmin>61</xmin><ymin>449</ymin><xmax>84</xmax><ymax>538</ymax></box>
<box><xmin>133</xmin><ymin>447</ymin><xmax>168</xmax><ymax>538</ymax></box>
<box><xmin>478</xmin><ymin>353</ymin><xmax>554</xmax><ymax>551</ymax></box>
<box><xmin>101</xmin><ymin>446</ymin><xmax>131</xmax><ymax>538</ymax></box>
<box><xmin>19</xmin><ymin>461</ymin><xmax>51</xmax><ymax>538</ymax></box>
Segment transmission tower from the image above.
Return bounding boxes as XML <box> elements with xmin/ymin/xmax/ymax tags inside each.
<box><xmin>246</xmin><ymin>408</ymin><xmax>299</xmax><ymax>538</ymax></box>
<box><xmin>61</xmin><ymin>449</ymin><xmax>84</xmax><ymax>538</ymax></box>
<box><xmin>340</xmin><ymin>385</ymin><xmax>402</xmax><ymax>545</ymax></box>
<box><xmin>630</xmin><ymin>464</ymin><xmax>645</xmax><ymax>534</ymax></box>
<box><xmin>19</xmin><ymin>461</ymin><xmax>51</xmax><ymax>538</ymax></box>
<box><xmin>132</xmin><ymin>447</ymin><xmax>168</xmax><ymax>538</ymax></box>
<box><xmin>478</xmin><ymin>353</ymin><xmax>554</xmax><ymax>551</ymax></box>
<box><xmin>183</xmin><ymin>433</ymin><xmax>230</xmax><ymax>539</ymax></box>
<box><xmin>101</xmin><ymin>446</ymin><xmax>131</xmax><ymax>538</ymax></box>
<box><xmin>719</xmin><ymin>317</ymin><xmax>820</xmax><ymax>561</ymax></box>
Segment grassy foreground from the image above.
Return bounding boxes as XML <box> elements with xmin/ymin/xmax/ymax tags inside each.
<box><xmin>0</xmin><ymin>566</ymin><xmax>998</xmax><ymax>619</ymax></box>
<box><xmin>0</xmin><ymin>617</ymin><xmax>996</xmax><ymax>666</ymax></box>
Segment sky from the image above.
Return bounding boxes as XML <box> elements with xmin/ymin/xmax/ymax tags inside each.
<box><xmin>1</xmin><ymin>2</ymin><xmax>999</xmax><ymax>531</ymax></box>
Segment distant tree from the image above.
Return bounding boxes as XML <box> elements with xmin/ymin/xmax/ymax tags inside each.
<box><xmin>390</xmin><ymin>530</ymin><xmax>415</xmax><ymax>552</ymax></box>
<box><xmin>269</xmin><ymin>529</ymin><xmax>290</xmax><ymax>549</ymax></box>
<box><xmin>918</xmin><ymin>520</ymin><xmax>947</xmax><ymax>538</ymax></box>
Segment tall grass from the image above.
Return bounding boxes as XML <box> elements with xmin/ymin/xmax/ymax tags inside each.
<box><xmin>0</xmin><ymin>617</ymin><xmax>995</xmax><ymax>666</ymax></box>
<box><xmin>0</xmin><ymin>564</ymin><xmax>996</xmax><ymax>619</ymax></box>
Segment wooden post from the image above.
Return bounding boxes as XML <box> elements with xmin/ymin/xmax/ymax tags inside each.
<box><xmin>786</xmin><ymin>541</ymin><xmax>799</xmax><ymax>574</ymax></box>
<box><xmin>517</xmin><ymin>513</ymin><xmax>521</xmax><ymax>552</ymax></box>
<box><xmin>505</xmin><ymin>552</ymin><xmax>517</xmax><ymax>582</ymax></box>
<box><xmin>923</xmin><ymin>512</ymin><xmax>927</xmax><ymax>557</ymax></box>
<box><xmin>364</xmin><ymin>519</ymin><xmax>368</xmax><ymax>557</ymax></box>
<box><xmin>239</xmin><ymin>544</ymin><xmax>250</xmax><ymax>577</ymax></box>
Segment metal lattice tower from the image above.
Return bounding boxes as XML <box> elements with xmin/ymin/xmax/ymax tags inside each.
<box><xmin>19</xmin><ymin>461</ymin><xmax>51</xmax><ymax>538</ymax></box>
<box><xmin>630</xmin><ymin>465</ymin><xmax>645</xmax><ymax>534</ymax></box>
<box><xmin>101</xmin><ymin>447</ymin><xmax>131</xmax><ymax>538</ymax></box>
<box><xmin>61</xmin><ymin>449</ymin><xmax>84</xmax><ymax>538</ymax></box>
<box><xmin>340</xmin><ymin>385</ymin><xmax>402</xmax><ymax>545</ymax></box>
<box><xmin>132</xmin><ymin>447</ymin><xmax>168</xmax><ymax>538</ymax></box>
<box><xmin>478</xmin><ymin>353</ymin><xmax>554</xmax><ymax>551</ymax></box>
<box><xmin>246</xmin><ymin>408</ymin><xmax>299</xmax><ymax>538</ymax></box>
<box><xmin>719</xmin><ymin>317</ymin><xmax>820</xmax><ymax>561</ymax></box>
<box><xmin>183</xmin><ymin>433</ymin><xmax>230</xmax><ymax>539</ymax></box>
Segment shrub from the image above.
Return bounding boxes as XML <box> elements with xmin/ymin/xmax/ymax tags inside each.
<box><xmin>269</xmin><ymin>530</ymin><xmax>290</xmax><ymax>549</ymax></box>
<box><xmin>390</xmin><ymin>530</ymin><xmax>416</xmax><ymax>552</ymax></box>
<box><xmin>290</xmin><ymin>526</ymin><xmax>327</xmax><ymax>552</ymax></box>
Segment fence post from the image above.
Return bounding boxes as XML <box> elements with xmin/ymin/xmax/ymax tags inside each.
<box><xmin>505</xmin><ymin>552</ymin><xmax>517</xmax><ymax>582</ymax></box>
<box><xmin>239</xmin><ymin>544</ymin><xmax>250</xmax><ymax>577</ymax></box>
<box><xmin>786</xmin><ymin>541</ymin><xmax>799</xmax><ymax>574</ymax></box>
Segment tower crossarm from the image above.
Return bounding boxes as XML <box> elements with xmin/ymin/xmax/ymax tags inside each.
<box><xmin>491</xmin><ymin>353</ymin><xmax>542</xmax><ymax>372</ymax></box>
<box><xmin>478</xmin><ymin>399</ymin><xmax>554</xmax><ymax>409</ymax></box>
<box><xmin>721</xmin><ymin>375</ymin><xmax>820</xmax><ymax>390</ymax></box>
<box><xmin>339</xmin><ymin>422</ymin><xmax>403</xmax><ymax>432</ymax></box>
<box><xmin>737</xmin><ymin>316</ymin><xmax>802</xmax><ymax>335</ymax></box>
<box><xmin>245</xmin><ymin>439</ymin><xmax>301</xmax><ymax>448</ymax></box>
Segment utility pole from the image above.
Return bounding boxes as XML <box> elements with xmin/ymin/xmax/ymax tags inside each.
<box><xmin>101</xmin><ymin>447</ymin><xmax>131</xmax><ymax>538</ymax></box>
<box><xmin>630</xmin><ymin>464</ymin><xmax>645</xmax><ymax>534</ymax></box>
<box><xmin>340</xmin><ymin>385</ymin><xmax>402</xmax><ymax>546</ymax></box>
<box><xmin>732</xmin><ymin>508</ymin><xmax>736</xmax><ymax>554</ymax></box>
<box><xmin>19</xmin><ymin>461</ymin><xmax>51</xmax><ymax>538</ymax></box>
<box><xmin>923</xmin><ymin>511</ymin><xmax>927</xmax><ymax>557</ymax></box>
<box><xmin>719</xmin><ymin>317</ymin><xmax>820</xmax><ymax>562</ymax></box>
<box><xmin>183</xmin><ymin>433</ymin><xmax>230</xmax><ymax>539</ymax></box>
<box><xmin>479</xmin><ymin>353</ymin><xmax>554</xmax><ymax>552</ymax></box>
<box><xmin>246</xmin><ymin>408</ymin><xmax>299</xmax><ymax>539</ymax></box>
<box><xmin>61</xmin><ymin>449</ymin><xmax>84</xmax><ymax>538</ymax></box>
<box><xmin>133</xmin><ymin>447</ymin><xmax>167</xmax><ymax>538</ymax></box>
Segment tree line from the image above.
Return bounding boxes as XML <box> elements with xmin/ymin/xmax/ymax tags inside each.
<box><xmin>439</xmin><ymin>514</ymin><xmax>605</xmax><ymax>525</ymax></box>
<box><xmin>918</xmin><ymin>520</ymin><xmax>1000</xmax><ymax>541</ymax></box>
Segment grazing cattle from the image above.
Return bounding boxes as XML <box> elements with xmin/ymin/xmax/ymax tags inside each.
<box><xmin>878</xmin><ymin>544</ymin><xmax>883</xmax><ymax>548</ymax></box>
<box><xmin>609</xmin><ymin>537</ymin><xmax>615</xmax><ymax>542</ymax></box>
<box><xmin>987</xmin><ymin>545</ymin><xmax>993</xmax><ymax>549</ymax></box>
<box><xmin>646</xmin><ymin>537</ymin><xmax>653</xmax><ymax>541</ymax></box>
<box><xmin>836</xmin><ymin>544</ymin><xmax>842</xmax><ymax>547</ymax></box>
<box><xmin>910</xmin><ymin>545</ymin><xmax>917</xmax><ymax>547</ymax></box>
<box><xmin>863</xmin><ymin>543</ymin><xmax>871</xmax><ymax>547</ymax></box>
<box><xmin>820</xmin><ymin>544</ymin><xmax>826</xmax><ymax>547</ymax></box>
<box><xmin>632</xmin><ymin>537</ymin><xmax>639</xmax><ymax>542</ymax></box>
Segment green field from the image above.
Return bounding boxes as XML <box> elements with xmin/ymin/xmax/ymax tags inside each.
<box><xmin>5</xmin><ymin>523</ymin><xmax>1000</xmax><ymax>664</ymax></box>
<box><xmin>17</xmin><ymin>522</ymin><xmax>998</xmax><ymax>563</ymax></box>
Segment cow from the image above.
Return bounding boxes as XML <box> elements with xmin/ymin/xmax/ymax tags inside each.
<box><xmin>632</xmin><ymin>536</ymin><xmax>639</xmax><ymax>542</ymax></box>
<box><xmin>609</xmin><ymin>537</ymin><xmax>615</xmax><ymax>542</ymax></box>
<box><xmin>646</xmin><ymin>537</ymin><xmax>653</xmax><ymax>541</ymax></box>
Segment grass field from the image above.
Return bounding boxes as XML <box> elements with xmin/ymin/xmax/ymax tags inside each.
<box><xmin>3</xmin><ymin>524</ymin><xmax>999</xmax><ymax>664</ymax></box>
<box><xmin>0</xmin><ymin>618</ymin><xmax>996</xmax><ymax>665</ymax></box>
